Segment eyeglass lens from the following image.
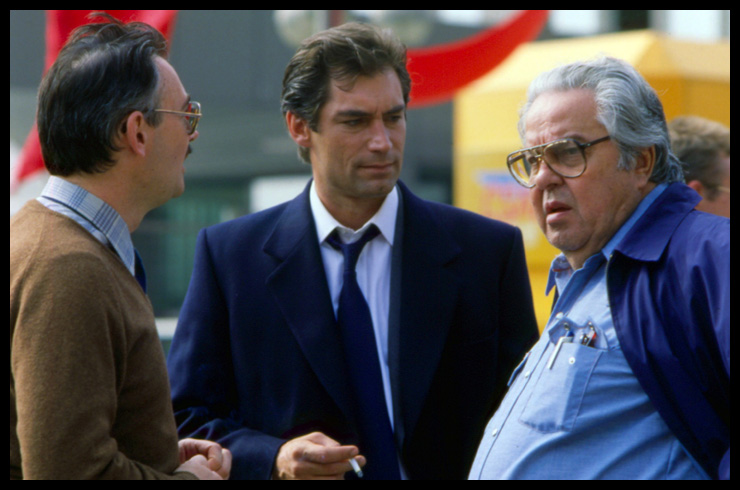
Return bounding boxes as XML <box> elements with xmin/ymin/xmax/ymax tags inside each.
<box><xmin>510</xmin><ymin>140</ymin><xmax>585</xmax><ymax>185</ymax></box>
<box><xmin>185</xmin><ymin>102</ymin><xmax>201</xmax><ymax>134</ymax></box>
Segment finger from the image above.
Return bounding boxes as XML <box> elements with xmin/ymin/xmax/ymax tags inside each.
<box><xmin>178</xmin><ymin>438</ymin><xmax>200</xmax><ymax>462</ymax></box>
<box><xmin>216</xmin><ymin>448</ymin><xmax>232</xmax><ymax>480</ymax></box>
<box><xmin>353</xmin><ymin>455</ymin><xmax>367</xmax><ymax>468</ymax></box>
<box><xmin>304</xmin><ymin>432</ymin><xmax>341</xmax><ymax>447</ymax></box>
<box><xmin>302</xmin><ymin>443</ymin><xmax>359</xmax><ymax>464</ymax></box>
<box><xmin>180</xmin><ymin>438</ymin><xmax>212</xmax><ymax>457</ymax></box>
<box><xmin>188</xmin><ymin>454</ymin><xmax>208</xmax><ymax>465</ymax></box>
<box><xmin>206</xmin><ymin>444</ymin><xmax>223</xmax><ymax>471</ymax></box>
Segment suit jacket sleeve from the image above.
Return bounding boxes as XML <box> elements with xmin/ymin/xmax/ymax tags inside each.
<box><xmin>496</xmin><ymin>226</ymin><xmax>540</xmax><ymax>390</ymax></box>
<box><xmin>167</xmin><ymin>228</ymin><xmax>284</xmax><ymax>480</ymax></box>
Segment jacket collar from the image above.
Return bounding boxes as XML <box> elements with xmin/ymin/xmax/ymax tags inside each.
<box><xmin>614</xmin><ymin>183</ymin><xmax>701</xmax><ymax>262</ymax></box>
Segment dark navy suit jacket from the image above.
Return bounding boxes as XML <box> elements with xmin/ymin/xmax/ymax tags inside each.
<box><xmin>167</xmin><ymin>181</ymin><xmax>539</xmax><ymax>480</ymax></box>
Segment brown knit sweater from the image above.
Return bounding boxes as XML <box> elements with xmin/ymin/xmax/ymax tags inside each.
<box><xmin>10</xmin><ymin>201</ymin><xmax>195</xmax><ymax>480</ymax></box>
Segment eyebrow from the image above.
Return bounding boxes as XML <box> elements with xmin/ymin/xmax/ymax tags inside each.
<box><xmin>335</xmin><ymin>105</ymin><xmax>406</xmax><ymax>119</ymax></box>
<box><xmin>562</xmin><ymin>133</ymin><xmax>594</xmax><ymax>142</ymax></box>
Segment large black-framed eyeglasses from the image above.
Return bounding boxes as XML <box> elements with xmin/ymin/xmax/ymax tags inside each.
<box><xmin>153</xmin><ymin>100</ymin><xmax>202</xmax><ymax>135</ymax></box>
<box><xmin>507</xmin><ymin>135</ymin><xmax>610</xmax><ymax>188</ymax></box>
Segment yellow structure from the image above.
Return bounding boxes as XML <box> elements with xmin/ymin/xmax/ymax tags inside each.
<box><xmin>453</xmin><ymin>31</ymin><xmax>730</xmax><ymax>331</ymax></box>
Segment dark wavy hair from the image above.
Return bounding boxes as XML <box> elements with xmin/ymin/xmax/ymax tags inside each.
<box><xmin>37</xmin><ymin>13</ymin><xmax>168</xmax><ymax>176</ymax></box>
<box><xmin>281</xmin><ymin>22</ymin><xmax>411</xmax><ymax>164</ymax></box>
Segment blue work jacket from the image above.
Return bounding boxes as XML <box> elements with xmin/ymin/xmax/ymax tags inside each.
<box><xmin>606</xmin><ymin>183</ymin><xmax>730</xmax><ymax>480</ymax></box>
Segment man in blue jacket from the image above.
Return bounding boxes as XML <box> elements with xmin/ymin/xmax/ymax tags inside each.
<box><xmin>167</xmin><ymin>22</ymin><xmax>538</xmax><ymax>480</ymax></box>
<box><xmin>469</xmin><ymin>56</ymin><xmax>729</xmax><ymax>480</ymax></box>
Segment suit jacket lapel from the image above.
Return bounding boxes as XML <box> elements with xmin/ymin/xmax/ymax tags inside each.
<box><xmin>393</xmin><ymin>182</ymin><xmax>462</xmax><ymax>446</ymax></box>
<box><xmin>262</xmin><ymin>181</ymin><xmax>462</xmax><ymax>444</ymax></box>
<box><xmin>263</xmin><ymin>184</ymin><xmax>355</xmax><ymax>423</ymax></box>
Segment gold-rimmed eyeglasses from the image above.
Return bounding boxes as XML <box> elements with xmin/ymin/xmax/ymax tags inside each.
<box><xmin>153</xmin><ymin>100</ymin><xmax>201</xmax><ymax>135</ymax></box>
<box><xmin>507</xmin><ymin>135</ymin><xmax>610</xmax><ymax>188</ymax></box>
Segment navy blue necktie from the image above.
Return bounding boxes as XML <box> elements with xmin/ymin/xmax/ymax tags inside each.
<box><xmin>134</xmin><ymin>249</ymin><xmax>147</xmax><ymax>293</ymax></box>
<box><xmin>327</xmin><ymin>225</ymin><xmax>401</xmax><ymax>480</ymax></box>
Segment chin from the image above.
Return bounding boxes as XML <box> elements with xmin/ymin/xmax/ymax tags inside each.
<box><xmin>169</xmin><ymin>178</ymin><xmax>186</xmax><ymax>200</ymax></box>
<box><xmin>173</xmin><ymin>185</ymin><xmax>185</xmax><ymax>199</ymax></box>
<box><xmin>545</xmin><ymin>229</ymin><xmax>579</xmax><ymax>254</ymax></box>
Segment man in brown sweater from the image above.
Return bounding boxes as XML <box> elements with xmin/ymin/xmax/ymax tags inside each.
<box><xmin>10</xmin><ymin>14</ymin><xmax>230</xmax><ymax>480</ymax></box>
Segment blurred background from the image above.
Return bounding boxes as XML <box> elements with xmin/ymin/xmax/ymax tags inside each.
<box><xmin>10</xmin><ymin>10</ymin><xmax>730</xmax><ymax>342</ymax></box>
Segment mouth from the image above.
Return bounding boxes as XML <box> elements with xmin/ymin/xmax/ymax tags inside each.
<box><xmin>546</xmin><ymin>201</ymin><xmax>572</xmax><ymax>214</ymax></box>
<box><xmin>545</xmin><ymin>201</ymin><xmax>572</xmax><ymax>224</ymax></box>
<box><xmin>358</xmin><ymin>160</ymin><xmax>396</xmax><ymax>173</ymax></box>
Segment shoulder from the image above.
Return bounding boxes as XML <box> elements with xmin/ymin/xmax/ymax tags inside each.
<box><xmin>674</xmin><ymin>209</ymin><xmax>729</xmax><ymax>248</ymax></box>
<box><xmin>11</xmin><ymin>201</ymin><xmax>123</xmax><ymax>288</ymax></box>
<box><xmin>198</xmin><ymin>197</ymin><xmax>292</xmax><ymax>247</ymax></box>
<box><xmin>665</xmin><ymin>211</ymin><xmax>730</xmax><ymax>292</ymax></box>
<box><xmin>192</xmin><ymin>195</ymin><xmax>306</xmax><ymax>266</ymax></box>
<box><xmin>428</xmin><ymin>198</ymin><xmax>518</xmax><ymax>234</ymax></box>
<box><xmin>11</xmin><ymin>204</ymin><xmax>137</xmax><ymax>342</ymax></box>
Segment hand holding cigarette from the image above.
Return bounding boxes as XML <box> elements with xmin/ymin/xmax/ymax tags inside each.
<box><xmin>273</xmin><ymin>432</ymin><xmax>366</xmax><ymax>480</ymax></box>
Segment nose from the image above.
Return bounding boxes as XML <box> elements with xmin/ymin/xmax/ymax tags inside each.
<box><xmin>531</xmin><ymin>158</ymin><xmax>564</xmax><ymax>190</ymax></box>
<box><xmin>189</xmin><ymin>129</ymin><xmax>199</xmax><ymax>143</ymax></box>
<box><xmin>367</xmin><ymin>119</ymin><xmax>392</xmax><ymax>153</ymax></box>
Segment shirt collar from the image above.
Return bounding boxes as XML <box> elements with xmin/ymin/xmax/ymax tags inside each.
<box><xmin>310</xmin><ymin>180</ymin><xmax>398</xmax><ymax>246</ymax></box>
<box><xmin>39</xmin><ymin>176</ymin><xmax>136</xmax><ymax>276</ymax></box>
<box><xmin>546</xmin><ymin>183</ymin><xmax>668</xmax><ymax>295</ymax></box>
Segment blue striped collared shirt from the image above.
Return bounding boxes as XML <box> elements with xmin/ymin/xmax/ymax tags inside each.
<box><xmin>37</xmin><ymin>176</ymin><xmax>137</xmax><ymax>278</ymax></box>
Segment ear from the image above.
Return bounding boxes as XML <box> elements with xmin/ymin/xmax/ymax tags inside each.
<box><xmin>634</xmin><ymin>145</ymin><xmax>657</xmax><ymax>185</ymax></box>
<box><xmin>285</xmin><ymin>111</ymin><xmax>312</xmax><ymax>149</ymax></box>
<box><xmin>119</xmin><ymin>111</ymin><xmax>149</xmax><ymax>158</ymax></box>
<box><xmin>686</xmin><ymin>179</ymin><xmax>705</xmax><ymax>196</ymax></box>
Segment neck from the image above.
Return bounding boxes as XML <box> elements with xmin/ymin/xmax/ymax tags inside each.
<box><xmin>563</xmin><ymin>181</ymin><xmax>658</xmax><ymax>271</ymax></box>
<box><xmin>325</xmin><ymin>198</ymin><xmax>385</xmax><ymax>231</ymax></box>
<box><xmin>314</xmin><ymin>186</ymin><xmax>390</xmax><ymax>231</ymax></box>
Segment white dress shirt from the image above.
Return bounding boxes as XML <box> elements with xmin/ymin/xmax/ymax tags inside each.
<box><xmin>309</xmin><ymin>181</ymin><xmax>398</xmax><ymax>428</ymax></box>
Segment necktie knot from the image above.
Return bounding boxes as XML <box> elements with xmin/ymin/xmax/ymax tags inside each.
<box><xmin>327</xmin><ymin>224</ymin><xmax>380</xmax><ymax>273</ymax></box>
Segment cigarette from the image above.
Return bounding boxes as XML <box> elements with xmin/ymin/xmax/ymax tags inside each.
<box><xmin>349</xmin><ymin>457</ymin><xmax>364</xmax><ymax>478</ymax></box>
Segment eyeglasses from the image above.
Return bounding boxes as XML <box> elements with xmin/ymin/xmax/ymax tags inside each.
<box><xmin>153</xmin><ymin>100</ymin><xmax>202</xmax><ymax>135</ymax></box>
<box><xmin>507</xmin><ymin>135</ymin><xmax>610</xmax><ymax>188</ymax></box>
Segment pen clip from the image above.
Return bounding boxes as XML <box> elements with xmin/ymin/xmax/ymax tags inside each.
<box><xmin>582</xmin><ymin>322</ymin><xmax>597</xmax><ymax>347</ymax></box>
<box><xmin>547</xmin><ymin>329</ymin><xmax>574</xmax><ymax>370</ymax></box>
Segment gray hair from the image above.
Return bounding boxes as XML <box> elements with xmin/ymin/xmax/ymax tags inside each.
<box><xmin>518</xmin><ymin>56</ymin><xmax>684</xmax><ymax>184</ymax></box>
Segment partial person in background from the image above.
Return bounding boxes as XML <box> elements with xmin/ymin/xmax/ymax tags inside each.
<box><xmin>10</xmin><ymin>13</ymin><xmax>230</xmax><ymax>480</ymax></box>
<box><xmin>669</xmin><ymin>115</ymin><xmax>730</xmax><ymax>218</ymax></box>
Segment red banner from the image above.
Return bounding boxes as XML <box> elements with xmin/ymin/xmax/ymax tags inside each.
<box><xmin>407</xmin><ymin>10</ymin><xmax>549</xmax><ymax>108</ymax></box>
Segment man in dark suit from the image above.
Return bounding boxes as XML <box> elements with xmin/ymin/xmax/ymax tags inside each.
<box><xmin>167</xmin><ymin>22</ymin><xmax>538</xmax><ymax>480</ymax></box>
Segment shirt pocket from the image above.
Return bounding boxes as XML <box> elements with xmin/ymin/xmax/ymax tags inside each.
<box><xmin>518</xmin><ymin>342</ymin><xmax>602</xmax><ymax>433</ymax></box>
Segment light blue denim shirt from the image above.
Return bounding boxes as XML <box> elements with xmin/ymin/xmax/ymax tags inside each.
<box><xmin>468</xmin><ymin>184</ymin><xmax>709</xmax><ymax>480</ymax></box>
<box><xmin>37</xmin><ymin>176</ymin><xmax>137</xmax><ymax>278</ymax></box>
